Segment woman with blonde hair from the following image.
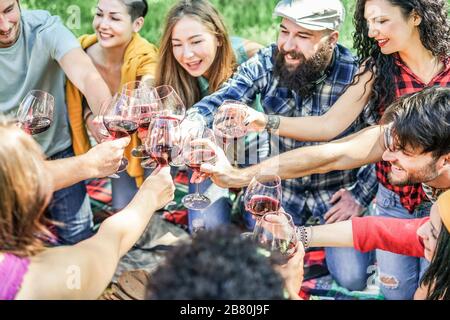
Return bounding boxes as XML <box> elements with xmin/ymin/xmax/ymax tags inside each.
<box><xmin>154</xmin><ymin>0</ymin><xmax>267</xmax><ymax>232</ymax></box>
<box><xmin>0</xmin><ymin>120</ymin><xmax>175</xmax><ymax>300</ymax></box>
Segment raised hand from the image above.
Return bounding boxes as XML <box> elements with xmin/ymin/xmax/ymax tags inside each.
<box><xmin>84</xmin><ymin>136</ymin><xmax>131</xmax><ymax>178</ymax></box>
<box><xmin>243</xmin><ymin>107</ymin><xmax>267</xmax><ymax>132</ymax></box>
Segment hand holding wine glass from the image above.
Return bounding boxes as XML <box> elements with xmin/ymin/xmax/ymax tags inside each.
<box><xmin>16</xmin><ymin>90</ymin><xmax>54</xmax><ymax>135</ymax></box>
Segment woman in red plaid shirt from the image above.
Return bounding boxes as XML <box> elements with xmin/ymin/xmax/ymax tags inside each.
<box><xmin>241</xmin><ymin>0</ymin><xmax>449</xmax><ymax>300</ymax></box>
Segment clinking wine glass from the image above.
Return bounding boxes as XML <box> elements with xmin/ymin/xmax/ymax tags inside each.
<box><xmin>153</xmin><ymin>85</ymin><xmax>186</xmax><ymax>122</ymax></box>
<box><xmin>17</xmin><ymin>90</ymin><xmax>54</xmax><ymax>135</ymax></box>
<box><xmin>141</xmin><ymin>85</ymin><xmax>186</xmax><ymax>168</ymax></box>
<box><xmin>244</xmin><ymin>174</ymin><xmax>282</xmax><ymax>223</ymax></box>
<box><xmin>122</xmin><ymin>81</ymin><xmax>162</xmax><ymax>159</ymax></box>
<box><xmin>143</xmin><ymin>116</ymin><xmax>182</xmax><ymax>170</ymax></box>
<box><xmin>212</xmin><ymin>100</ymin><xmax>248</xmax><ymax>166</ymax></box>
<box><xmin>181</xmin><ymin>127</ymin><xmax>218</xmax><ymax>210</ymax></box>
<box><xmin>253</xmin><ymin>211</ymin><xmax>299</xmax><ymax>258</ymax></box>
<box><xmin>102</xmin><ymin>93</ymin><xmax>140</xmax><ymax>174</ymax></box>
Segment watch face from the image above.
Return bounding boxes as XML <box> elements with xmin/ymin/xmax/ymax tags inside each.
<box><xmin>267</xmin><ymin>115</ymin><xmax>280</xmax><ymax>130</ymax></box>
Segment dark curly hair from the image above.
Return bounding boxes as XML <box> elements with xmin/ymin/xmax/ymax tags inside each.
<box><xmin>353</xmin><ymin>0</ymin><xmax>450</xmax><ymax>115</ymax></box>
<box><xmin>146</xmin><ymin>226</ymin><xmax>287</xmax><ymax>300</ymax></box>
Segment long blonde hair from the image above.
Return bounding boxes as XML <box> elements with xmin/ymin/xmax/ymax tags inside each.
<box><xmin>0</xmin><ymin>119</ymin><xmax>53</xmax><ymax>257</ymax></box>
<box><xmin>154</xmin><ymin>0</ymin><xmax>236</xmax><ymax>108</ymax></box>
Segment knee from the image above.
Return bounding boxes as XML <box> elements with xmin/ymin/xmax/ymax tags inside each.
<box><xmin>379</xmin><ymin>274</ymin><xmax>415</xmax><ymax>300</ymax></box>
<box><xmin>330</xmin><ymin>269</ymin><xmax>368</xmax><ymax>291</ymax></box>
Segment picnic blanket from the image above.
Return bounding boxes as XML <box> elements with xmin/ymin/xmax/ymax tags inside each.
<box><xmin>86</xmin><ymin>177</ymin><xmax>383</xmax><ymax>300</ymax></box>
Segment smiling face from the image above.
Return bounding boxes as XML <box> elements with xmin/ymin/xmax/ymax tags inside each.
<box><xmin>417</xmin><ymin>203</ymin><xmax>442</xmax><ymax>261</ymax></box>
<box><xmin>364</xmin><ymin>0</ymin><xmax>421</xmax><ymax>55</ymax></box>
<box><xmin>276</xmin><ymin>18</ymin><xmax>333</xmax><ymax>72</ymax></box>
<box><xmin>382</xmin><ymin>146</ymin><xmax>441</xmax><ymax>187</ymax></box>
<box><xmin>171</xmin><ymin>16</ymin><xmax>220</xmax><ymax>78</ymax></box>
<box><xmin>93</xmin><ymin>0</ymin><xmax>142</xmax><ymax>49</ymax></box>
<box><xmin>0</xmin><ymin>0</ymin><xmax>20</xmax><ymax>48</ymax></box>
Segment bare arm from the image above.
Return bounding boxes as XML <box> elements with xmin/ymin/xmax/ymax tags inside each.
<box><xmin>19</xmin><ymin>168</ymin><xmax>175</xmax><ymax>300</ymax></box>
<box><xmin>246</xmin><ymin>67</ymin><xmax>374</xmax><ymax>142</ymax></box>
<box><xmin>59</xmin><ymin>48</ymin><xmax>111</xmax><ymax>115</ymax></box>
<box><xmin>308</xmin><ymin>221</ymin><xmax>354</xmax><ymax>247</ymax></box>
<box><xmin>202</xmin><ymin>125</ymin><xmax>386</xmax><ymax>188</ymax></box>
<box><xmin>44</xmin><ymin>137</ymin><xmax>130</xmax><ymax>191</ymax></box>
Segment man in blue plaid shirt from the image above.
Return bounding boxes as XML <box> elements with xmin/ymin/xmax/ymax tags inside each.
<box><xmin>188</xmin><ymin>0</ymin><xmax>378</xmax><ymax>291</ymax></box>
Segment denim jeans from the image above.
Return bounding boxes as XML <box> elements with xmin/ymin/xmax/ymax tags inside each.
<box><xmin>242</xmin><ymin>200</ymin><xmax>374</xmax><ymax>291</ymax></box>
<box><xmin>47</xmin><ymin>146</ymin><xmax>94</xmax><ymax>245</ymax></box>
<box><xmin>187</xmin><ymin>170</ymin><xmax>232</xmax><ymax>233</ymax></box>
<box><xmin>375</xmin><ymin>183</ymin><xmax>431</xmax><ymax>300</ymax></box>
<box><xmin>111</xmin><ymin>169</ymin><xmax>152</xmax><ymax>211</ymax></box>
<box><xmin>325</xmin><ymin>247</ymin><xmax>375</xmax><ymax>291</ymax></box>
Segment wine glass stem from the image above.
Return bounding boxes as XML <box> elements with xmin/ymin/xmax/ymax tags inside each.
<box><xmin>195</xmin><ymin>181</ymin><xmax>201</xmax><ymax>195</ymax></box>
<box><xmin>233</xmin><ymin>138</ymin><xmax>238</xmax><ymax>167</ymax></box>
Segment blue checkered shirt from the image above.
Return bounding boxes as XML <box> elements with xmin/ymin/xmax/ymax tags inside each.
<box><xmin>189</xmin><ymin>44</ymin><xmax>378</xmax><ymax>225</ymax></box>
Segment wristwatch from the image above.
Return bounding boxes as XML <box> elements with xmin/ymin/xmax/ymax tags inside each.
<box><xmin>265</xmin><ymin>114</ymin><xmax>280</xmax><ymax>132</ymax></box>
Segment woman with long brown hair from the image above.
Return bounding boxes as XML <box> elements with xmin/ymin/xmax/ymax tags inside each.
<box><xmin>154</xmin><ymin>0</ymin><xmax>266</xmax><ymax>233</ymax></box>
<box><xmin>0</xmin><ymin>120</ymin><xmax>175</xmax><ymax>299</ymax></box>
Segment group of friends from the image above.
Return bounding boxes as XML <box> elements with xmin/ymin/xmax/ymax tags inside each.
<box><xmin>0</xmin><ymin>0</ymin><xmax>449</xmax><ymax>300</ymax></box>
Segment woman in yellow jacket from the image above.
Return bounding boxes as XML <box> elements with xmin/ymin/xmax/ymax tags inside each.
<box><xmin>67</xmin><ymin>0</ymin><xmax>157</xmax><ymax>210</ymax></box>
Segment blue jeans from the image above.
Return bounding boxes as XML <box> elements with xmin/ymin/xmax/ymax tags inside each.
<box><xmin>375</xmin><ymin>183</ymin><xmax>431</xmax><ymax>300</ymax></box>
<box><xmin>325</xmin><ymin>247</ymin><xmax>374</xmax><ymax>291</ymax></box>
<box><xmin>187</xmin><ymin>170</ymin><xmax>232</xmax><ymax>233</ymax></box>
<box><xmin>111</xmin><ymin>169</ymin><xmax>152</xmax><ymax>211</ymax></box>
<box><xmin>47</xmin><ymin>146</ymin><xmax>94</xmax><ymax>245</ymax></box>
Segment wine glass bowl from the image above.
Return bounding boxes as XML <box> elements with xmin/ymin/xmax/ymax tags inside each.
<box><xmin>153</xmin><ymin>85</ymin><xmax>186</xmax><ymax>122</ymax></box>
<box><xmin>145</xmin><ymin>116</ymin><xmax>182</xmax><ymax>168</ymax></box>
<box><xmin>253</xmin><ymin>211</ymin><xmax>299</xmax><ymax>258</ymax></box>
<box><xmin>101</xmin><ymin>93</ymin><xmax>139</xmax><ymax>173</ymax></box>
<box><xmin>244</xmin><ymin>174</ymin><xmax>282</xmax><ymax>219</ymax></box>
<box><xmin>213</xmin><ymin>100</ymin><xmax>249</xmax><ymax>166</ymax></box>
<box><xmin>17</xmin><ymin>90</ymin><xmax>55</xmax><ymax>135</ymax></box>
<box><xmin>213</xmin><ymin>100</ymin><xmax>248</xmax><ymax>144</ymax></box>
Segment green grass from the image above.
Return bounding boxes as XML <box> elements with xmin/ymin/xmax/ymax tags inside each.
<box><xmin>21</xmin><ymin>0</ymin><xmax>357</xmax><ymax>50</ymax></box>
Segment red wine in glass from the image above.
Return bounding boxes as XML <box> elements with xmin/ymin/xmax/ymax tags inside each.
<box><xmin>186</xmin><ymin>148</ymin><xmax>217</xmax><ymax>173</ymax></box>
<box><xmin>137</xmin><ymin>104</ymin><xmax>161</xmax><ymax>135</ymax></box>
<box><xmin>21</xmin><ymin>116</ymin><xmax>52</xmax><ymax>135</ymax></box>
<box><xmin>104</xmin><ymin>119</ymin><xmax>138</xmax><ymax>138</ymax></box>
<box><xmin>149</xmin><ymin>144</ymin><xmax>181</xmax><ymax>166</ymax></box>
<box><xmin>245</xmin><ymin>195</ymin><xmax>281</xmax><ymax>217</ymax></box>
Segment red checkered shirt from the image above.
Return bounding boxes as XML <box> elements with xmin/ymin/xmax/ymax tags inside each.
<box><xmin>376</xmin><ymin>54</ymin><xmax>450</xmax><ymax>213</ymax></box>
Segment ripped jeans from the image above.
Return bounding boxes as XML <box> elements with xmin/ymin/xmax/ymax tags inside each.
<box><xmin>375</xmin><ymin>183</ymin><xmax>431</xmax><ymax>300</ymax></box>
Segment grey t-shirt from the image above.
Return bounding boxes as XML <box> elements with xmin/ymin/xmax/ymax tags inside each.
<box><xmin>0</xmin><ymin>10</ymin><xmax>80</xmax><ymax>157</ymax></box>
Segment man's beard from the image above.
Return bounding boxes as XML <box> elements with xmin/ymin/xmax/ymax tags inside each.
<box><xmin>274</xmin><ymin>41</ymin><xmax>334</xmax><ymax>97</ymax></box>
<box><xmin>388</xmin><ymin>162</ymin><xmax>439</xmax><ymax>187</ymax></box>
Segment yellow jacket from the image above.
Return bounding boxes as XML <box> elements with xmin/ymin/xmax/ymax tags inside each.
<box><xmin>66</xmin><ymin>33</ymin><xmax>158</xmax><ymax>187</ymax></box>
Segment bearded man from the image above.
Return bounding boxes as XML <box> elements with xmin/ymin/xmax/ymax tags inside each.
<box><xmin>188</xmin><ymin>0</ymin><xmax>379</xmax><ymax>292</ymax></box>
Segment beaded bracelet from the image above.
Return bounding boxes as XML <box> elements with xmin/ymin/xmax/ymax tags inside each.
<box><xmin>296</xmin><ymin>226</ymin><xmax>311</xmax><ymax>249</ymax></box>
